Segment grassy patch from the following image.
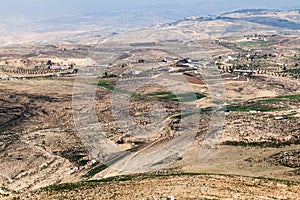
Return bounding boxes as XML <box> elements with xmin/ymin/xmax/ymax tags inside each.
<box><xmin>261</xmin><ymin>94</ymin><xmax>300</xmax><ymax>103</ymax></box>
<box><xmin>97</xmin><ymin>83</ymin><xmax>206</xmax><ymax>103</ymax></box>
<box><xmin>83</xmin><ymin>164</ymin><xmax>108</xmax><ymax>178</ymax></box>
<box><xmin>169</xmin><ymin>103</ymin><xmax>280</xmax><ymax>118</ymax></box>
<box><xmin>224</xmin><ymin>105</ymin><xmax>279</xmax><ymax>112</ymax></box>
<box><xmin>147</xmin><ymin>91</ymin><xmax>173</xmax><ymax>96</ymax></box>
<box><xmin>146</xmin><ymin>91</ymin><xmax>205</xmax><ymax>102</ymax></box>
<box><xmin>97</xmin><ymin>82</ymin><xmax>129</xmax><ymax>94</ymax></box>
<box><xmin>97</xmin><ymin>82</ymin><xmax>116</xmax><ymax>91</ymax></box>
<box><xmin>275</xmin><ymin>94</ymin><xmax>300</xmax><ymax>100</ymax></box>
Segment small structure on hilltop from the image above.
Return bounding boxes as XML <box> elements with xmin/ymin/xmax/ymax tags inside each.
<box><xmin>244</xmin><ymin>33</ymin><xmax>267</xmax><ymax>42</ymax></box>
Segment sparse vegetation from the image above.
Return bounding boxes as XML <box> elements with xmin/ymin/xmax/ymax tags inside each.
<box><xmin>29</xmin><ymin>172</ymin><xmax>299</xmax><ymax>199</ymax></box>
<box><xmin>1</xmin><ymin>7</ymin><xmax>300</xmax><ymax>200</ymax></box>
<box><xmin>224</xmin><ymin>105</ymin><xmax>280</xmax><ymax>112</ymax></box>
<box><xmin>146</xmin><ymin>91</ymin><xmax>205</xmax><ymax>102</ymax></box>
<box><xmin>239</xmin><ymin>40</ymin><xmax>272</xmax><ymax>47</ymax></box>
<box><xmin>83</xmin><ymin>164</ymin><xmax>108</xmax><ymax>178</ymax></box>
<box><xmin>261</xmin><ymin>94</ymin><xmax>300</xmax><ymax>102</ymax></box>
<box><xmin>223</xmin><ymin>140</ymin><xmax>300</xmax><ymax>148</ymax></box>
<box><xmin>44</xmin><ymin>172</ymin><xmax>300</xmax><ymax>192</ymax></box>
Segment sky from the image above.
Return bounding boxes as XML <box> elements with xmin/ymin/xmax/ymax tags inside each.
<box><xmin>0</xmin><ymin>0</ymin><xmax>299</xmax><ymax>19</ymax></box>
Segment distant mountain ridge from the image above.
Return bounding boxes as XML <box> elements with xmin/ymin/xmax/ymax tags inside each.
<box><xmin>0</xmin><ymin>8</ymin><xmax>299</xmax><ymax>46</ymax></box>
<box><xmin>178</xmin><ymin>9</ymin><xmax>300</xmax><ymax>31</ymax></box>
<box><xmin>223</xmin><ymin>8</ymin><xmax>282</xmax><ymax>15</ymax></box>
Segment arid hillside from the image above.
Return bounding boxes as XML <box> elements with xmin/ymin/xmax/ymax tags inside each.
<box><xmin>0</xmin><ymin>9</ymin><xmax>300</xmax><ymax>199</ymax></box>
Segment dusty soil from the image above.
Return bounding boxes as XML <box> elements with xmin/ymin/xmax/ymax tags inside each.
<box><xmin>0</xmin><ymin>73</ymin><xmax>299</xmax><ymax>195</ymax></box>
<box><xmin>4</xmin><ymin>173</ymin><xmax>299</xmax><ymax>200</ymax></box>
<box><xmin>0</xmin><ymin>10</ymin><xmax>300</xmax><ymax>198</ymax></box>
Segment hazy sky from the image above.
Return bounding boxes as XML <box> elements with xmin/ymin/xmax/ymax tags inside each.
<box><xmin>1</xmin><ymin>0</ymin><xmax>299</xmax><ymax>18</ymax></box>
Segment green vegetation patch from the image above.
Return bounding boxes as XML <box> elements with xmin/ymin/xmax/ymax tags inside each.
<box><xmin>261</xmin><ymin>94</ymin><xmax>300</xmax><ymax>103</ymax></box>
<box><xmin>98</xmin><ymin>82</ymin><xmax>206</xmax><ymax>103</ymax></box>
<box><xmin>97</xmin><ymin>82</ymin><xmax>116</xmax><ymax>91</ymax></box>
<box><xmin>276</xmin><ymin>94</ymin><xmax>300</xmax><ymax>100</ymax></box>
<box><xmin>146</xmin><ymin>91</ymin><xmax>205</xmax><ymax>102</ymax></box>
<box><xmin>97</xmin><ymin>82</ymin><xmax>129</xmax><ymax>94</ymax></box>
<box><xmin>146</xmin><ymin>91</ymin><xmax>173</xmax><ymax>96</ymax></box>
<box><xmin>224</xmin><ymin>105</ymin><xmax>279</xmax><ymax>112</ymax></box>
<box><xmin>83</xmin><ymin>164</ymin><xmax>108</xmax><ymax>178</ymax></box>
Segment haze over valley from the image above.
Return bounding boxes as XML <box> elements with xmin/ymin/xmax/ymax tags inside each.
<box><xmin>0</xmin><ymin>1</ymin><xmax>300</xmax><ymax>199</ymax></box>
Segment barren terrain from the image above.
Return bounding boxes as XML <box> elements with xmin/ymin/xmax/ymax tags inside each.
<box><xmin>0</xmin><ymin>9</ymin><xmax>300</xmax><ymax>199</ymax></box>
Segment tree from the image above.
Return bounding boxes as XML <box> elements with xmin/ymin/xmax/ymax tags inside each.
<box><xmin>47</xmin><ymin>60</ymin><xmax>52</xmax><ymax>66</ymax></box>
